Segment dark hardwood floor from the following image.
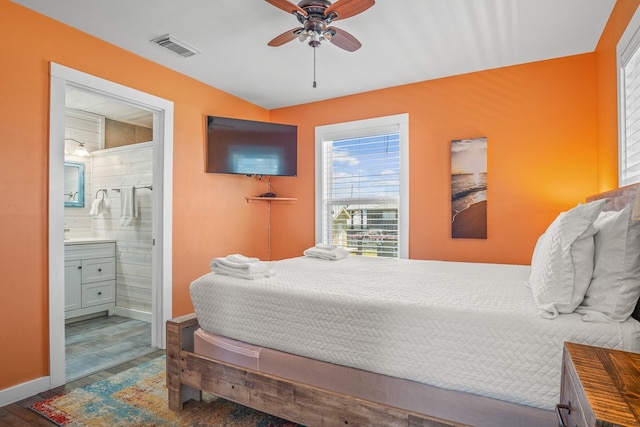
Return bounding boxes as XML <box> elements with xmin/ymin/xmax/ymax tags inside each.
<box><xmin>1</xmin><ymin>315</ymin><xmax>157</xmax><ymax>426</ymax></box>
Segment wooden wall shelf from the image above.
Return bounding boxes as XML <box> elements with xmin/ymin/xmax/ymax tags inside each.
<box><xmin>245</xmin><ymin>197</ymin><xmax>297</xmax><ymax>204</ymax></box>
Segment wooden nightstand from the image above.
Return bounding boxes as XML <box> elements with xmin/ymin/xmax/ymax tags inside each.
<box><xmin>559</xmin><ymin>342</ymin><xmax>640</xmax><ymax>427</ymax></box>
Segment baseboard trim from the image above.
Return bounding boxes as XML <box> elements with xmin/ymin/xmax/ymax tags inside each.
<box><xmin>0</xmin><ymin>376</ymin><xmax>50</xmax><ymax>407</ymax></box>
<box><xmin>114</xmin><ymin>307</ymin><xmax>151</xmax><ymax>322</ymax></box>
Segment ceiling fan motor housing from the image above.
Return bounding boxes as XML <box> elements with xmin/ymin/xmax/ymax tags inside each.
<box><xmin>298</xmin><ymin>0</ymin><xmax>332</xmax><ymax>14</ymax></box>
<box><xmin>266</xmin><ymin>0</ymin><xmax>373</xmax><ymax>52</ymax></box>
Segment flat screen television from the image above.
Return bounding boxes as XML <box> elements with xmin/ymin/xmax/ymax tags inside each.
<box><xmin>206</xmin><ymin>116</ymin><xmax>298</xmax><ymax>176</ymax></box>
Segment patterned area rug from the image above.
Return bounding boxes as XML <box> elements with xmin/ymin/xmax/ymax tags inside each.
<box><xmin>31</xmin><ymin>356</ymin><xmax>302</xmax><ymax>426</ymax></box>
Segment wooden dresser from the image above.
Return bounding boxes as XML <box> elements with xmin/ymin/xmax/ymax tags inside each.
<box><xmin>559</xmin><ymin>342</ymin><xmax>640</xmax><ymax>427</ymax></box>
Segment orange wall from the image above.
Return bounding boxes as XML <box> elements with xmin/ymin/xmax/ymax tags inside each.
<box><xmin>0</xmin><ymin>0</ymin><xmax>638</xmax><ymax>394</ymax></box>
<box><xmin>270</xmin><ymin>55</ymin><xmax>600</xmax><ymax>263</ymax></box>
<box><xmin>269</xmin><ymin>1</ymin><xmax>640</xmax><ymax>263</ymax></box>
<box><xmin>0</xmin><ymin>0</ymin><xmax>271</xmax><ymax>390</ymax></box>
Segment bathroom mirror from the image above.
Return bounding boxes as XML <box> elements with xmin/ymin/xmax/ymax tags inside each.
<box><xmin>64</xmin><ymin>161</ymin><xmax>85</xmax><ymax>207</ymax></box>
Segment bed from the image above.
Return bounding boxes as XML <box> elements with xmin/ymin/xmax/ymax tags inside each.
<box><xmin>166</xmin><ymin>184</ymin><xmax>640</xmax><ymax>427</ymax></box>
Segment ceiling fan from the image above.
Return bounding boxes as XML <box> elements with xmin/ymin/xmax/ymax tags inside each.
<box><xmin>265</xmin><ymin>0</ymin><xmax>375</xmax><ymax>52</ymax></box>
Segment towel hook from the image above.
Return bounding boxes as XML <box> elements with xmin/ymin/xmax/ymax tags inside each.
<box><xmin>95</xmin><ymin>189</ymin><xmax>108</xmax><ymax>199</ymax></box>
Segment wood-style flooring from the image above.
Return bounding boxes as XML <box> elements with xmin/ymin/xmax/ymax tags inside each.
<box><xmin>0</xmin><ymin>349</ymin><xmax>164</xmax><ymax>426</ymax></box>
<box><xmin>66</xmin><ymin>315</ymin><xmax>153</xmax><ymax>381</ymax></box>
<box><xmin>0</xmin><ymin>315</ymin><xmax>157</xmax><ymax>426</ymax></box>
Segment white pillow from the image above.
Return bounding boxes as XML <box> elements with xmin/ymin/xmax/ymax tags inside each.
<box><xmin>576</xmin><ymin>204</ymin><xmax>640</xmax><ymax>322</ymax></box>
<box><xmin>528</xmin><ymin>200</ymin><xmax>605</xmax><ymax>318</ymax></box>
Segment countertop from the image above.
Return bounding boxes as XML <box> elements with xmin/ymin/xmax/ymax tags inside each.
<box><xmin>64</xmin><ymin>237</ymin><xmax>116</xmax><ymax>245</ymax></box>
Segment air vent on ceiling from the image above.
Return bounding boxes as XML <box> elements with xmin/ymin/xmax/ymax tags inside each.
<box><xmin>151</xmin><ymin>34</ymin><xmax>201</xmax><ymax>58</ymax></box>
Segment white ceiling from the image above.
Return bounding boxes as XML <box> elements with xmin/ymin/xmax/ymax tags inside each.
<box><xmin>13</xmin><ymin>0</ymin><xmax>616</xmax><ymax>110</ymax></box>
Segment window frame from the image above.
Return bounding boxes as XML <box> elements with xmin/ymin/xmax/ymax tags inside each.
<box><xmin>617</xmin><ymin>5</ymin><xmax>640</xmax><ymax>186</ymax></box>
<box><xmin>314</xmin><ymin>113</ymin><xmax>409</xmax><ymax>259</ymax></box>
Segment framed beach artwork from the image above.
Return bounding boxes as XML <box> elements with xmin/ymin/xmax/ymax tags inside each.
<box><xmin>451</xmin><ymin>137</ymin><xmax>487</xmax><ymax>239</ymax></box>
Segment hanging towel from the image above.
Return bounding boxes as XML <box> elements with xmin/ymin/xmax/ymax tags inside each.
<box><xmin>89</xmin><ymin>195</ymin><xmax>109</xmax><ymax>217</ymax></box>
<box><xmin>99</xmin><ymin>197</ymin><xmax>110</xmax><ymax>214</ymax></box>
<box><xmin>89</xmin><ymin>198</ymin><xmax>101</xmax><ymax>217</ymax></box>
<box><xmin>120</xmin><ymin>186</ymin><xmax>137</xmax><ymax>226</ymax></box>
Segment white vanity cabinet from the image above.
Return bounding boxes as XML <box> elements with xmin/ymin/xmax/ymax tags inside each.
<box><xmin>64</xmin><ymin>241</ymin><xmax>116</xmax><ymax>321</ymax></box>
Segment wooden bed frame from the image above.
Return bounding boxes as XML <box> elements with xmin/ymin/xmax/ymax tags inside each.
<box><xmin>166</xmin><ymin>313</ymin><xmax>466</xmax><ymax>427</ymax></box>
<box><xmin>166</xmin><ymin>184</ymin><xmax>639</xmax><ymax>427</ymax></box>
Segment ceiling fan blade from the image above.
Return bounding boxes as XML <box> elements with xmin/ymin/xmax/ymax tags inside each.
<box><xmin>268</xmin><ymin>28</ymin><xmax>304</xmax><ymax>47</ymax></box>
<box><xmin>324</xmin><ymin>0</ymin><xmax>375</xmax><ymax>20</ymax></box>
<box><xmin>264</xmin><ymin>0</ymin><xmax>307</xmax><ymax>16</ymax></box>
<box><xmin>328</xmin><ymin>26</ymin><xmax>362</xmax><ymax>52</ymax></box>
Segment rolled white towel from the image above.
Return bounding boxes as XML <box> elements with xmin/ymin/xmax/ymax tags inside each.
<box><xmin>209</xmin><ymin>257</ymin><xmax>276</xmax><ymax>280</ymax></box>
<box><xmin>226</xmin><ymin>254</ymin><xmax>259</xmax><ymax>264</ymax></box>
<box><xmin>303</xmin><ymin>246</ymin><xmax>349</xmax><ymax>260</ymax></box>
<box><xmin>210</xmin><ymin>258</ymin><xmax>272</xmax><ymax>272</ymax></box>
<box><xmin>211</xmin><ymin>267</ymin><xmax>276</xmax><ymax>280</ymax></box>
<box><xmin>314</xmin><ymin>243</ymin><xmax>337</xmax><ymax>250</ymax></box>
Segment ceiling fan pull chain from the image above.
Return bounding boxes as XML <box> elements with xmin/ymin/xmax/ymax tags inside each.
<box><xmin>313</xmin><ymin>46</ymin><xmax>317</xmax><ymax>88</ymax></box>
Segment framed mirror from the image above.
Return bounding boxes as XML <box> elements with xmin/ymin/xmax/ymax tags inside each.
<box><xmin>64</xmin><ymin>161</ymin><xmax>85</xmax><ymax>207</ymax></box>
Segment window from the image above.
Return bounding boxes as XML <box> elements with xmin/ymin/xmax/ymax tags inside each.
<box><xmin>618</xmin><ymin>6</ymin><xmax>640</xmax><ymax>186</ymax></box>
<box><xmin>315</xmin><ymin>114</ymin><xmax>409</xmax><ymax>258</ymax></box>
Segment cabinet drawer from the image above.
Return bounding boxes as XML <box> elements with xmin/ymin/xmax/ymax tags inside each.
<box><xmin>81</xmin><ymin>257</ymin><xmax>115</xmax><ymax>283</ymax></box>
<box><xmin>82</xmin><ymin>281</ymin><xmax>115</xmax><ymax>307</ymax></box>
<box><xmin>65</xmin><ymin>242</ymin><xmax>115</xmax><ymax>261</ymax></box>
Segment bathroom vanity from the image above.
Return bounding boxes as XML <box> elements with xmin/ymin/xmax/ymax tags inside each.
<box><xmin>64</xmin><ymin>239</ymin><xmax>116</xmax><ymax>321</ymax></box>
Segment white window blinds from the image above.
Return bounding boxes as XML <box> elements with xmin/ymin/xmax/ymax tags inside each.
<box><xmin>619</xmin><ymin>6</ymin><xmax>640</xmax><ymax>186</ymax></box>
<box><xmin>321</xmin><ymin>132</ymin><xmax>401</xmax><ymax>257</ymax></box>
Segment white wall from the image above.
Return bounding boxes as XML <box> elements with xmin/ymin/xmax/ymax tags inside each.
<box><xmin>63</xmin><ymin>109</ymin><xmax>154</xmax><ymax>320</ymax></box>
<box><xmin>91</xmin><ymin>143</ymin><xmax>153</xmax><ymax>320</ymax></box>
<box><xmin>64</xmin><ymin>110</ymin><xmax>102</xmax><ymax>237</ymax></box>
<box><xmin>63</xmin><ymin>108</ymin><xmax>153</xmax><ymax>320</ymax></box>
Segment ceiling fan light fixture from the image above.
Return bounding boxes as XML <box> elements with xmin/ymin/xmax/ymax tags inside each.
<box><xmin>308</xmin><ymin>31</ymin><xmax>324</xmax><ymax>47</ymax></box>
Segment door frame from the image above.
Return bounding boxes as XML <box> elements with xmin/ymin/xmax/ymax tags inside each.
<box><xmin>48</xmin><ymin>63</ymin><xmax>174</xmax><ymax>388</ymax></box>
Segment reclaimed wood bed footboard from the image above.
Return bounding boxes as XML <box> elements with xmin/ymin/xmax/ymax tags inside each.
<box><xmin>166</xmin><ymin>314</ymin><xmax>468</xmax><ymax>427</ymax></box>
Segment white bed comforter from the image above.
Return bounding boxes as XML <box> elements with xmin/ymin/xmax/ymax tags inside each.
<box><xmin>190</xmin><ymin>256</ymin><xmax>640</xmax><ymax>410</ymax></box>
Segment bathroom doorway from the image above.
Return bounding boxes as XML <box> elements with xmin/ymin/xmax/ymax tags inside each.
<box><xmin>48</xmin><ymin>63</ymin><xmax>174</xmax><ymax>388</ymax></box>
